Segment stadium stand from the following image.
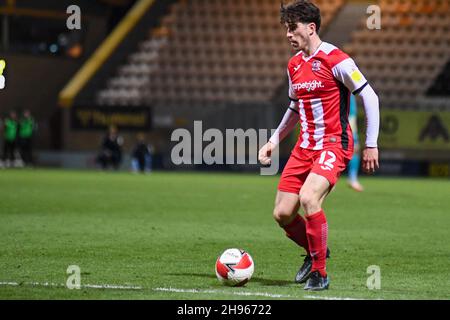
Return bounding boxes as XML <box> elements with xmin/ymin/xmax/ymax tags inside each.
<box><xmin>344</xmin><ymin>0</ymin><xmax>450</xmax><ymax>110</ymax></box>
<box><xmin>96</xmin><ymin>0</ymin><xmax>344</xmax><ymax>108</ymax></box>
<box><xmin>427</xmin><ymin>59</ymin><xmax>450</xmax><ymax>97</ymax></box>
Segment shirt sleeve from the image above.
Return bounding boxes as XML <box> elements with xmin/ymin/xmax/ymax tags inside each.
<box><xmin>358</xmin><ymin>84</ymin><xmax>380</xmax><ymax>148</ymax></box>
<box><xmin>287</xmin><ymin>69</ymin><xmax>298</xmax><ymax>101</ymax></box>
<box><xmin>269</xmin><ymin>101</ymin><xmax>300</xmax><ymax>146</ymax></box>
<box><xmin>332</xmin><ymin>58</ymin><xmax>368</xmax><ymax>95</ymax></box>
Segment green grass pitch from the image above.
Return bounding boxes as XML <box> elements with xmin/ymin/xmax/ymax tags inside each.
<box><xmin>0</xmin><ymin>169</ymin><xmax>448</xmax><ymax>300</ymax></box>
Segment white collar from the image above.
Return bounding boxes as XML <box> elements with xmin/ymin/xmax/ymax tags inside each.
<box><xmin>302</xmin><ymin>41</ymin><xmax>324</xmax><ymax>62</ymax></box>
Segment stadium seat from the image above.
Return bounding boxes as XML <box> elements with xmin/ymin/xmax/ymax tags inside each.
<box><xmin>96</xmin><ymin>0</ymin><xmax>344</xmax><ymax>108</ymax></box>
<box><xmin>347</xmin><ymin>0</ymin><xmax>450</xmax><ymax>109</ymax></box>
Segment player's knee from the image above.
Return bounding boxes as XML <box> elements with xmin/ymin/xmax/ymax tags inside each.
<box><xmin>273</xmin><ymin>206</ymin><xmax>293</xmax><ymax>226</ymax></box>
<box><xmin>299</xmin><ymin>192</ymin><xmax>320</xmax><ymax>213</ymax></box>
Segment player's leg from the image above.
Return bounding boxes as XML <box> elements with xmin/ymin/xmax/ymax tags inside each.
<box><xmin>24</xmin><ymin>138</ymin><xmax>32</xmax><ymax>165</ymax></box>
<box><xmin>112</xmin><ymin>155</ymin><xmax>120</xmax><ymax>170</ymax></box>
<box><xmin>19</xmin><ymin>138</ymin><xmax>27</xmax><ymax>165</ymax></box>
<box><xmin>274</xmin><ymin>190</ymin><xmax>318</xmax><ymax>284</ymax></box>
<box><xmin>275</xmin><ymin>147</ymin><xmax>320</xmax><ymax>283</ymax></box>
<box><xmin>5</xmin><ymin>141</ymin><xmax>14</xmax><ymax>166</ymax></box>
<box><xmin>97</xmin><ymin>153</ymin><xmax>108</xmax><ymax>170</ymax></box>
<box><xmin>273</xmin><ymin>191</ymin><xmax>308</xmax><ymax>251</ymax></box>
<box><xmin>299</xmin><ymin>172</ymin><xmax>332</xmax><ymax>290</ymax></box>
<box><xmin>145</xmin><ymin>154</ymin><xmax>152</xmax><ymax>172</ymax></box>
<box><xmin>299</xmin><ymin>172</ymin><xmax>330</xmax><ymax>214</ymax></box>
<box><xmin>301</xmin><ymin>148</ymin><xmax>351</xmax><ymax>290</ymax></box>
<box><xmin>131</xmin><ymin>158</ymin><xmax>139</xmax><ymax>173</ymax></box>
<box><xmin>2</xmin><ymin>140</ymin><xmax>7</xmax><ymax>162</ymax></box>
<box><xmin>274</xmin><ymin>147</ymin><xmax>311</xmax><ymax>253</ymax></box>
<box><xmin>290</xmin><ymin>173</ymin><xmax>332</xmax><ymax>284</ymax></box>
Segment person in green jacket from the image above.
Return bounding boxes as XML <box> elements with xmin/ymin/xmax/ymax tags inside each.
<box><xmin>19</xmin><ymin>109</ymin><xmax>37</xmax><ymax>166</ymax></box>
<box><xmin>2</xmin><ymin>110</ymin><xmax>18</xmax><ymax>166</ymax></box>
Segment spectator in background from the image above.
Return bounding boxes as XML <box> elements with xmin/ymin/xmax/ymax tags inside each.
<box><xmin>97</xmin><ymin>125</ymin><xmax>123</xmax><ymax>170</ymax></box>
<box><xmin>19</xmin><ymin>109</ymin><xmax>37</xmax><ymax>166</ymax></box>
<box><xmin>131</xmin><ymin>133</ymin><xmax>153</xmax><ymax>174</ymax></box>
<box><xmin>347</xmin><ymin>95</ymin><xmax>364</xmax><ymax>192</ymax></box>
<box><xmin>2</xmin><ymin>111</ymin><xmax>18</xmax><ymax>168</ymax></box>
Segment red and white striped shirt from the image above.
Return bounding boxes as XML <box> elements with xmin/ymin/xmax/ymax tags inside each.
<box><xmin>287</xmin><ymin>42</ymin><xmax>368</xmax><ymax>151</ymax></box>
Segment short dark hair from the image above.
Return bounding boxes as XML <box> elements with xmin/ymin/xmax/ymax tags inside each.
<box><xmin>280</xmin><ymin>0</ymin><xmax>322</xmax><ymax>33</ymax></box>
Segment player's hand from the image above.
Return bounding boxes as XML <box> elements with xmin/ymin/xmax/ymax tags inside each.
<box><xmin>362</xmin><ymin>147</ymin><xmax>379</xmax><ymax>174</ymax></box>
<box><xmin>258</xmin><ymin>141</ymin><xmax>275</xmax><ymax>166</ymax></box>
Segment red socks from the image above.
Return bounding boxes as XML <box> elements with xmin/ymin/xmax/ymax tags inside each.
<box><xmin>282</xmin><ymin>211</ymin><xmax>329</xmax><ymax>277</ymax></box>
<box><xmin>283</xmin><ymin>214</ymin><xmax>309</xmax><ymax>253</ymax></box>
<box><xmin>305</xmin><ymin>210</ymin><xmax>328</xmax><ymax>277</ymax></box>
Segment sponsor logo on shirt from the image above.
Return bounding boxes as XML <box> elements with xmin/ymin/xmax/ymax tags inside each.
<box><xmin>292</xmin><ymin>80</ymin><xmax>324</xmax><ymax>92</ymax></box>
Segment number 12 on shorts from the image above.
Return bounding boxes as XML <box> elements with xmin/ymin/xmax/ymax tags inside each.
<box><xmin>318</xmin><ymin>151</ymin><xmax>336</xmax><ymax>171</ymax></box>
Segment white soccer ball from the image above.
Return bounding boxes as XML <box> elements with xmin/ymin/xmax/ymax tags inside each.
<box><xmin>215</xmin><ymin>248</ymin><xmax>254</xmax><ymax>286</ymax></box>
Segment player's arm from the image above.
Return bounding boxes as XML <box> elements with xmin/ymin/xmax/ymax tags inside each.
<box><xmin>357</xmin><ymin>84</ymin><xmax>379</xmax><ymax>173</ymax></box>
<box><xmin>258</xmin><ymin>100</ymin><xmax>299</xmax><ymax>165</ymax></box>
<box><xmin>259</xmin><ymin>69</ymin><xmax>300</xmax><ymax>165</ymax></box>
<box><xmin>270</xmin><ymin>100</ymin><xmax>300</xmax><ymax>146</ymax></box>
<box><xmin>332</xmin><ymin>57</ymin><xmax>380</xmax><ymax>174</ymax></box>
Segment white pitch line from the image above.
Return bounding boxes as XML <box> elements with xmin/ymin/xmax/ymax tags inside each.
<box><xmin>0</xmin><ymin>282</ymin><xmax>20</xmax><ymax>286</ymax></box>
<box><xmin>303</xmin><ymin>294</ymin><xmax>365</xmax><ymax>301</ymax></box>
<box><xmin>153</xmin><ymin>287</ymin><xmax>370</xmax><ymax>300</ymax></box>
<box><xmin>83</xmin><ymin>284</ymin><xmax>142</xmax><ymax>290</ymax></box>
<box><xmin>0</xmin><ymin>281</ymin><xmax>370</xmax><ymax>300</ymax></box>
<box><xmin>153</xmin><ymin>287</ymin><xmax>291</xmax><ymax>299</ymax></box>
<box><xmin>0</xmin><ymin>281</ymin><xmax>142</xmax><ymax>290</ymax></box>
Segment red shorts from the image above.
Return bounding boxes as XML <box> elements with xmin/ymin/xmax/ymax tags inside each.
<box><xmin>278</xmin><ymin>145</ymin><xmax>353</xmax><ymax>195</ymax></box>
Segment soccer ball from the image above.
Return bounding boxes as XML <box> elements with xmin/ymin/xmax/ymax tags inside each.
<box><xmin>215</xmin><ymin>248</ymin><xmax>254</xmax><ymax>286</ymax></box>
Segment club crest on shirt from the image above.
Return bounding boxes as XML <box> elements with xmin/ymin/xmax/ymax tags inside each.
<box><xmin>311</xmin><ymin>60</ymin><xmax>321</xmax><ymax>72</ymax></box>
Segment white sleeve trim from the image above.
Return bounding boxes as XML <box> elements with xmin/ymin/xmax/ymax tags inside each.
<box><xmin>269</xmin><ymin>101</ymin><xmax>300</xmax><ymax>146</ymax></box>
<box><xmin>358</xmin><ymin>84</ymin><xmax>380</xmax><ymax>148</ymax></box>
